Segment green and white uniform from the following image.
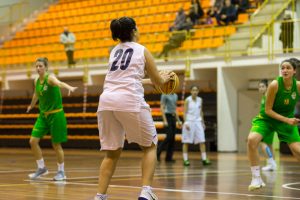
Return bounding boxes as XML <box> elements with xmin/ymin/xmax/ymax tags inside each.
<box><xmin>31</xmin><ymin>74</ymin><xmax>67</xmax><ymax>143</ymax></box>
<box><xmin>251</xmin><ymin>76</ymin><xmax>300</xmax><ymax>144</ymax></box>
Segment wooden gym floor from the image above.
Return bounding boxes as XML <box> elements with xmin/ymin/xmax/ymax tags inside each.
<box><xmin>0</xmin><ymin>148</ymin><xmax>300</xmax><ymax>200</ymax></box>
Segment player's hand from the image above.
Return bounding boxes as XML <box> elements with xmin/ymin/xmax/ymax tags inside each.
<box><xmin>286</xmin><ymin>117</ymin><xmax>300</xmax><ymax>125</ymax></box>
<box><xmin>68</xmin><ymin>87</ymin><xmax>78</xmax><ymax>96</ymax></box>
<box><xmin>163</xmin><ymin>120</ymin><xmax>168</xmax><ymax>127</ymax></box>
<box><xmin>184</xmin><ymin>122</ymin><xmax>190</xmax><ymax>131</ymax></box>
<box><xmin>202</xmin><ymin>121</ymin><xmax>206</xmax><ymax>130</ymax></box>
<box><xmin>26</xmin><ymin>106</ymin><xmax>32</xmax><ymax>113</ymax></box>
<box><xmin>177</xmin><ymin>121</ymin><xmax>182</xmax><ymax>129</ymax></box>
<box><xmin>159</xmin><ymin>70</ymin><xmax>174</xmax><ymax>84</ymax></box>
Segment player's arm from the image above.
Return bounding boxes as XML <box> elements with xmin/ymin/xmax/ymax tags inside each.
<box><xmin>27</xmin><ymin>79</ymin><xmax>38</xmax><ymax>113</ymax></box>
<box><xmin>160</xmin><ymin>96</ymin><xmax>168</xmax><ymax>126</ymax></box>
<box><xmin>144</xmin><ymin>48</ymin><xmax>172</xmax><ymax>86</ymax></box>
<box><xmin>183</xmin><ymin>99</ymin><xmax>188</xmax><ymax>122</ymax></box>
<box><xmin>142</xmin><ymin>78</ymin><xmax>152</xmax><ymax>85</ymax></box>
<box><xmin>48</xmin><ymin>75</ymin><xmax>78</xmax><ymax>96</ymax></box>
<box><xmin>265</xmin><ymin>80</ymin><xmax>299</xmax><ymax>125</ymax></box>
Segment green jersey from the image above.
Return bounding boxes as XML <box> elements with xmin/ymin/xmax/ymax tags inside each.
<box><xmin>36</xmin><ymin>74</ymin><xmax>63</xmax><ymax>114</ymax></box>
<box><xmin>261</xmin><ymin>76</ymin><xmax>299</xmax><ymax>119</ymax></box>
<box><xmin>259</xmin><ymin>95</ymin><xmax>266</xmax><ymax>115</ymax></box>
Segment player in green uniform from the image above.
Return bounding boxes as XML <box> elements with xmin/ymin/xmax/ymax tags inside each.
<box><xmin>256</xmin><ymin>79</ymin><xmax>277</xmax><ymax>171</ymax></box>
<box><xmin>247</xmin><ymin>58</ymin><xmax>300</xmax><ymax>191</ymax></box>
<box><xmin>27</xmin><ymin>57</ymin><xmax>77</xmax><ymax>181</ymax></box>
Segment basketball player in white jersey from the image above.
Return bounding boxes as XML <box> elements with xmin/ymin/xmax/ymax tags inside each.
<box><xmin>94</xmin><ymin>17</ymin><xmax>174</xmax><ymax>200</ymax></box>
<box><xmin>182</xmin><ymin>86</ymin><xmax>211</xmax><ymax>166</ymax></box>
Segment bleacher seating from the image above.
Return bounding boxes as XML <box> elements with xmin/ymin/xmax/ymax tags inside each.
<box><xmin>0</xmin><ymin>91</ymin><xmax>217</xmax><ymax>150</ymax></box>
<box><xmin>0</xmin><ymin>0</ymin><xmax>255</xmax><ymax>67</ymax></box>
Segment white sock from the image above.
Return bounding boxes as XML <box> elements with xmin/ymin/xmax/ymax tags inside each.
<box><xmin>267</xmin><ymin>158</ymin><xmax>275</xmax><ymax>164</ymax></box>
<box><xmin>36</xmin><ymin>158</ymin><xmax>45</xmax><ymax>169</ymax></box>
<box><xmin>183</xmin><ymin>153</ymin><xmax>188</xmax><ymax>161</ymax></box>
<box><xmin>201</xmin><ymin>152</ymin><xmax>207</xmax><ymax>161</ymax></box>
<box><xmin>96</xmin><ymin>193</ymin><xmax>107</xmax><ymax>200</ymax></box>
<box><xmin>57</xmin><ymin>163</ymin><xmax>64</xmax><ymax>172</ymax></box>
<box><xmin>251</xmin><ymin>166</ymin><xmax>260</xmax><ymax>177</ymax></box>
<box><xmin>142</xmin><ymin>185</ymin><xmax>152</xmax><ymax>191</ymax></box>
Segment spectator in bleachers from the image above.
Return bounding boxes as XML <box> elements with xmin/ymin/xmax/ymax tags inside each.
<box><xmin>206</xmin><ymin>6</ymin><xmax>220</xmax><ymax>24</ymax></box>
<box><xmin>169</xmin><ymin>7</ymin><xmax>186</xmax><ymax>31</ymax></box>
<box><xmin>213</xmin><ymin>0</ymin><xmax>224</xmax><ymax>10</ymax></box>
<box><xmin>232</xmin><ymin>0</ymin><xmax>249</xmax><ymax>14</ymax></box>
<box><xmin>159</xmin><ymin>17</ymin><xmax>193</xmax><ymax>61</ymax></box>
<box><xmin>60</xmin><ymin>27</ymin><xmax>76</xmax><ymax>68</ymax></box>
<box><xmin>189</xmin><ymin>0</ymin><xmax>204</xmax><ymax>25</ymax></box>
<box><xmin>216</xmin><ymin>0</ymin><xmax>237</xmax><ymax>25</ymax></box>
<box><xmin>279</xmin><ymin>13</ymin><xmax>294</xmax><ymax>54</ymax></box>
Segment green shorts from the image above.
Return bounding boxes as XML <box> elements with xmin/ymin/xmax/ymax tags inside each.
<box><xmin>32</xmin><ymin>110</ymin><xmax>68</xmax><ymax>143</ymax></box>
<box><xmin>251</xmin><ymin>115</ymin><xmax>300</xmax><ymax>144</ymax></box>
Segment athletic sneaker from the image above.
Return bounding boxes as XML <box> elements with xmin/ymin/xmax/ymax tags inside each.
<box><xmin>94</xmin><ymin>194</ymin><xmax>107</xmax><ymax>200</ymax></box>
<box><xmin>183</xmin><ymin>160</ymin><xmax>190</xmax><ymax>166</ymax></box>
<box><xmin>248</xmin><ymin>176</ymin><xmax>266</xmax><ymax>191</ymax></box>
<box><xmin>138</xmin><ymin>189</ymin><xmax>158</xmax><ymax>200</ymax></box>
<box><xmin>202</xmin><ymin>160</ymin><xmax>211</xmax><ymax>166</ymax></box>
<box><xmin>53</xmin><ymin>171</ymin><xmax>66</xmax><ymax>181</ymax></box>
<box><xmin>28</xmin><ymin>167</ymin><xmax>48</xmax><ymax>180</ymax></box>
<box><xmin>262</xmin><ymin>161</ymin><xmax>277</xmax><ymax>171</ymax></box>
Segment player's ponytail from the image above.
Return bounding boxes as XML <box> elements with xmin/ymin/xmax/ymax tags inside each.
<box><xmin>110</xmin><ymin>17</ymin><xmax>137</xmax><ymax>42</ymax></box>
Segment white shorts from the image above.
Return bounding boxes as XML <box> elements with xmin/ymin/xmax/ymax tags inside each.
<box><xmin>97</xmin><ymin>108</ymin><xmax>158</xmax><ymax>150</ymax></box>
<box><xmin>182</xmin><ymin>121</ymin><xmax>205</xmax><ymax>144</ymax></box>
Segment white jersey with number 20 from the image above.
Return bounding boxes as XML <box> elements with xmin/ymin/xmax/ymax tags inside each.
<box><xmin>98</xmin><ymin>42</ymin><xmax>149</xmax><ymax>112</ymax></box>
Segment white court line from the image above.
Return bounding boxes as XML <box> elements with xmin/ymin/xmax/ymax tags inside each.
<box><xmin>24</xmin><ymin>180</ymin><xmax>300</xmax><ymax>199</ymax></box>
<box><xmin>34</xmin><ymin>169</ymin><xmax>250</xmax><ymax>181</ymax></box>
<box><xmin>282</xmin><ymin>182</ymin><xmax>300</xmax><ymax>191</ymax></box>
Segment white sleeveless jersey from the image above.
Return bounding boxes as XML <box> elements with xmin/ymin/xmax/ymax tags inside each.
<box><xmin>185</xmin><ymin>96</ymin><xmax>202</xmax><ymax>121</ymax></box>
<box><xmin>98</xmin><ymin>42</ymin><xmax>149</xmax><ymax>112</ymax></box>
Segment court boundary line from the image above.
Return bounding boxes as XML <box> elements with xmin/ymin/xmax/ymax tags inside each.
<box><xmin>282</xmin><ymin>182</ymin><xmax>300</xmax><ymax>191</ymax></box>
<box><xmin>23</xmin><ymin>180</ymin><xmax>300</xmax><ymax>199</ymax></box>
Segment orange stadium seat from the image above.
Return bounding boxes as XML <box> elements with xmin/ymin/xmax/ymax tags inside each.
<box><xmin>0</xmin><ymin>0</ymin><xmax>253</xmax><ymax>66</ymax></box>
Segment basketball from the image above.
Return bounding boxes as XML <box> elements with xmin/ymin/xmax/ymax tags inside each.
<box><xmin>155</xmin><ymin>73</ymin><xmax>179</xmax><ymax>94</ymax></box>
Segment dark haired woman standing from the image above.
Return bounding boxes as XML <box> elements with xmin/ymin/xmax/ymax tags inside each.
<box><xmin>181</xmin><ymin>85</ymin><xmax>211</xmax><ymax>166</ymax></box>
<box><xmin>94</xmin><ymin>17</ymin><xmax>173</xmax><ymax>200</ymax></box>
<box><xmin>27</xmin><ymin>57</ymin><xmax>77</xmax><ymax>181</ymax></box>
<box><xmin>247</xmin><ymin>59</ymin><xmax>300</xmax><ymax>191</ymax></box>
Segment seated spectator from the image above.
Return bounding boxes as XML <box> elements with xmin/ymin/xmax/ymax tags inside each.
<box><xmin>216</xmin><ymin>0</ymin><xmax>237</xmax><ymax>25</ymax></box>
<box><xmin>235</xmin><ymin>0</ymin><xmax>249</xmax><ymax>14</ymax></box>
<box><xmin>206</xmin><ymin>6</ymin><xmax>220</xmax><ymax>24</ymax></box>
<box><xmin>159</xmin><ymin>17</ymin><xmax>194</xmax><ymax>61</ymax></box>
<box><xmin>214</xmin><ymin>0</ymin><xmax>224</xmax><ymax>10</ymax></box>
<box><xmin>189</xmin><ymin>0</ymin><xmax>204</xmax><ymax>25</ymax></box>
<box><xmin>169</xmin><ymin>7</ymin><xmax>186</xmax><ymax>31</ymax></box>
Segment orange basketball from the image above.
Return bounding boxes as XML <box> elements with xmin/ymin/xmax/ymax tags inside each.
<box><xmin>155</xmin><ymin>73</ymin><xmax>179</xmax><ymax>94</ymax></box>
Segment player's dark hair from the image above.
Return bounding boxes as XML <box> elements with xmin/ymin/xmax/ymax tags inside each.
<box><xmin>36</xmin><ymin>57</ymin><xmax>49</xmax><ymax>68</ymax></box>
<box><xmin>289</xmin><ymin>58</ymin><xmax>300</xmax><ymax>68</ymax></box>
<box><xmin>281</xmin><ymin>59</ymin><xmax>296</xmax><ymax>70</ymax></box>
<box><xmin>110</xmin><ymin>17</ymin><xmax>137</xmax><ymax>42</ymax></box>
<box><xmin>259</xmin><ymin>79</ymin><xmax>268</xmax><ymax>87</ymax></box>
<box><xmin>190</xmin><ymin>85</ymin><xmax>199</xmax><ymax>90</ymax></box>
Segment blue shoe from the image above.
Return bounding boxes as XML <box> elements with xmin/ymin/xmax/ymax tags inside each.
<box><xmin>28</xmin><ymin>167</ymin><xmax>48</xmax><ymax>180</ymax></box>
<box><xmin>53</xmin><ymin>171</ymin><xmax>66</xmax><ymax>181</ymax></box>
